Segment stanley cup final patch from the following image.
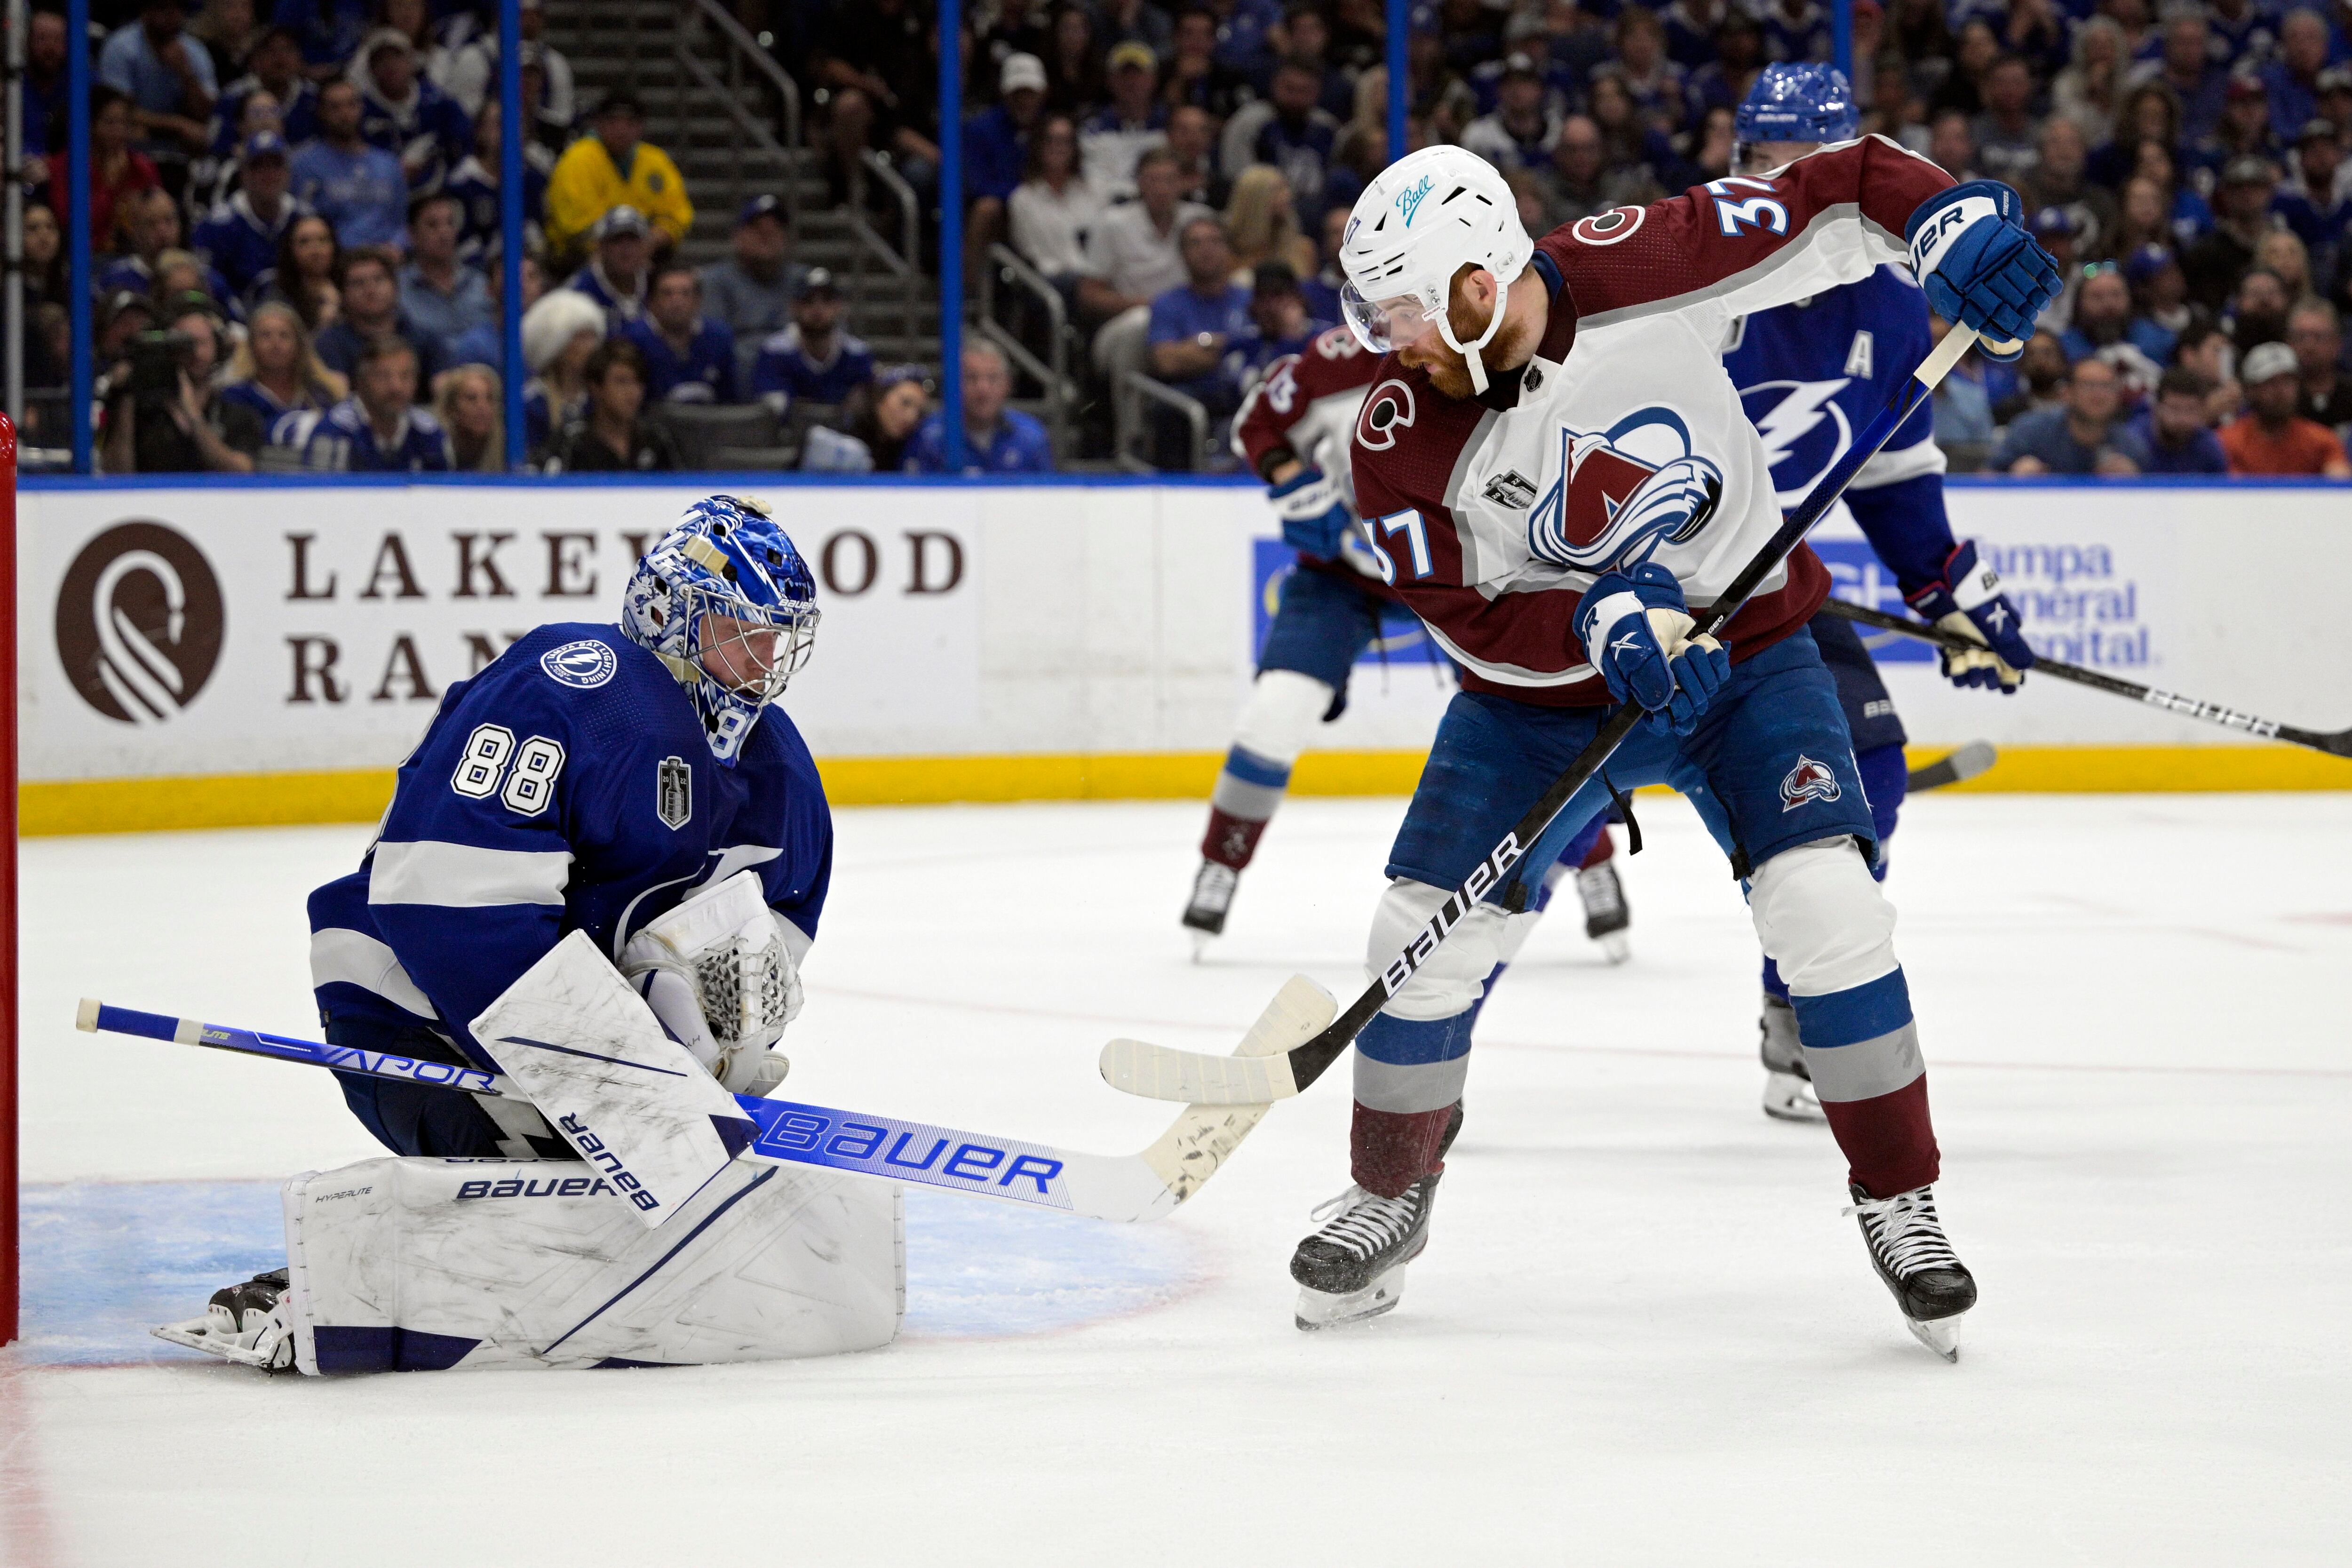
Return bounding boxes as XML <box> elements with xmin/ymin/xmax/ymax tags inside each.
<box><xmin>1779</xmin><ymin>755</ymin><xmax>1843</xmax><ymax>812</ymax></box>
<box><xmin>657</xmin><ymin>756</ymin><xmax>693</xmax><ymax>829</ymax></box>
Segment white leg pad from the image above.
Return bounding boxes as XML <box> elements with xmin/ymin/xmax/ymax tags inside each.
<box><xmin>281</xmin><ymin>1155</ymin><xmax>904</xmax><ymax>1374</ymax></box>
<box><xmin>1231</xmin><ymin>669</ymin><xmax>1336</xmax><ymax>766</ymax></box>
<box><xmin>1365</xmin><ymin>877</ymin><xmax>1536</xmax><ymax>1021</ymax></box>
<box><xmin>1747</xmin><ymin>836</ymin><xmax>1899</xmax><ymax>997</ymax></box>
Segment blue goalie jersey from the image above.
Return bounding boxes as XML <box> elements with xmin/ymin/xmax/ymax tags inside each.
<box><xmin>1722</xmin><ymin>263</ymin><xmax>1957</xmax><ymax>596</ymax></box>
<box><xmin>307</xmin><ymin>622</ymin><xmax>833</xmax><ymax>1070</ymax></box>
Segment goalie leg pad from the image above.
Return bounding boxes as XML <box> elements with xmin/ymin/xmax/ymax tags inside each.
<box><xmin>278</xmin><ymin>1154</ymin><xmax>904</xmax><ymax>1374</ymax></box>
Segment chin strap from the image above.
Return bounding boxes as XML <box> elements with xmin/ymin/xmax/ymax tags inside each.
<box><xmin>1438</xmin><ymin>275</ymin><xmax>1513</xmax><ymax>396</ymax></box>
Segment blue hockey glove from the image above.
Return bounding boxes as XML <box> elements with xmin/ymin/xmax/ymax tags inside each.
<box><xmin>1905</xmin><ymin>180</ymin><xmax>2061</xmax><ymax>363</ymax></box>
<box><xmin>1905</xmin><ymin>540</ymin><xmax>2034</xmax><ymax>693</ymax></box>
<box><xmin>1573</xmin><ymin>563</ymin><xmax>1732</xmax><ymax>735</ymax></box>
<box><xmin>1268</xmin><ymin>466</ymin><xmax>1352</xmax><ymax>557</ymax></box>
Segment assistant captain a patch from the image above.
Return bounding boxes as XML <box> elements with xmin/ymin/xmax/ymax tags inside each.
<box><xmin>656</xmin><ymin>755</ymin><xmax>693</xmax><ymax>829</ymax></box>
<box><xmin>1779</xmin><ymin>755</ymin><xmax>1843</xmax><ymax>812</ymax></box>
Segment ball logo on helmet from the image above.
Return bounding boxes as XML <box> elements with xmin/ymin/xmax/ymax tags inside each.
<box><xmin>1396</xmin><ymin>175</ymin><xmax>1436</xmax><ymax>226</ymax></box>
<box><xmin>1570</xmin><ymin>207</ymin><xmax>1647</xmax><ymax>247</ymax></box>
<box><xmin>1356</xmin><ymin>379</ymin><xmax>1418</xmax><ymax>451</ymax></box>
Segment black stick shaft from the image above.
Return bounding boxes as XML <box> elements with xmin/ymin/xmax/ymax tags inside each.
<box><xmin>1278</xmin><ymin>329</ymin><xmax>1981</xmax><ymax>1094</ymax></box>
<box><xmin>1817</xmin><ymin>599</ymin><xmax>2352</xmax><ymax>758</ymax></box>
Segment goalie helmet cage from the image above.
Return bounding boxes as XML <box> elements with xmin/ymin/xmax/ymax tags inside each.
<box><xmin>1</xmin><ymin>413</ymin><xmax>16</xmax><ymax>1346</ymax></box>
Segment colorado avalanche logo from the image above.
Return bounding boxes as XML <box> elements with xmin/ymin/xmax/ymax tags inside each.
<box><xmin>1780</xmin><ymin>755</ymin><xmax>1843</xmax><ymax>812</ymax></box>
<box><xmin>1357</xmin><ymin>378</ymin><xmax>1417</xmax><ymax>451</ymax></box>
<box><xmin>1526</xmin><ymin>406</ymin><xmax>1724</xmax><ymax>572</ymax></box>
<box><xmin>1740</xmin><ymin>377</ymin><xmax>1853</xmax><ymax>505</ymax></box>
<box><xmin>1570</xmin><ymin>207</ymin><xmax>1646</xmax><ymax>246</ymax></box>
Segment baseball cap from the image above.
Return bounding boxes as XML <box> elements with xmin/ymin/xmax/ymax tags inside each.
<box><xmin>2222</xmin><ymin>154</ymin><xmax>2274</xmax><ymax>186</ymax></box>
<box><xmin>2296</xmin><ymin>117</ymin><xmax>2339</xmax><ymax>146</ymax></box>
<box><xmin>1106</xmin><ymin>40</ymin><xmax>1157</xmax><ymax>73</ymax></box>
<box><xmin>737</xmin><ymin>193</ymin><xmax>786</xmax><ymax>227</ymax></box>
<box><xmin>800</xmin><ymin>266</ymin><xmax>841</xmax><ymax>298</ymax></box>
<box><xmin>2240</xmin><ymin>340</ymin><xmax>2297</xmax><ymax>384</ymax></box>
<box><xmin>2122</xmin><ymin>242</ymin><xmax>2176</xmax><ymax>286</ymax></box>
<box><xmin>2319</xmin><ymin>66</ymin><xmax>2352</xmax><ymax>95</ymax></box>
<box><xmin>241</xmin><ymin>130</ymin><xmax>288</xmax><ymax>162</ymax></box>
<box><xmin>2225</xmin><ymin>74</ymin><xmax>2266</xmax><ymax>102</ymax></box>
<box><xmin>594</xmin><ymin>204</ymin><xmax>651</xmax><ymax>240</ymax></box>
<box><xmin>1501</xmin><ymin>51</ymin><xmax>1542</xmax><ymax>81</ymax></box>
<box><xmin>362</xmin><ymin>26</ymin><xmax>413</xmax><ymax>60</ymax></box>
<box><xmin>1252</xmin><ymin>261</ymin><xmax>1300</xmax><ymax>296</ymax></box>
<box><xmin>99</xmin><ymin>289</ymin><xmax>153</xmax><ymax>333</ymax></box>
<box><xmin>2030</xmin><ymin>205</ymin><xmax>2076</xmax><ymax>239</ymax></box>
<box><xmin>1000</xmin><ymin>52</ymin><xmax>1047</xmax><ymax>96</ymax></box>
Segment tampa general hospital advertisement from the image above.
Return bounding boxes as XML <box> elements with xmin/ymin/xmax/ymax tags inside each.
<box><xmin>18</xmin><ymin>477</ymin><xmax>2352</xmax><ymax>831</ymax></box>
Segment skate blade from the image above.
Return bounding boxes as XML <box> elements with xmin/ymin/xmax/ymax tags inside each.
<box><xmin>1761</xmin><ymin>1071</ymin><xmax>1828</xmax><ymax>1124</ymax></box>
<box><xmin>1905</xmin><ymin>1312</ymin><xmax>1963</xmax><ymax>1363</ymax></box>
<box><xmin>151</xmin><ymin>1317</ymin><xmax>286</xmax><ymax>1370</ymax></box>
<box><xmin>1596</xmin><ymin>931</ymin><xmax>1631</xmax><ymax>964</ymax></box>
<box><xmin>1187</xmin><ymin>928</ymin><xmax>1214</xmax><ymax>963</ymax></box>
<box><xmin>1295</xmin><ymin>1265</ymin><xmax>1411</xmax><ymax>1332</ymax></box>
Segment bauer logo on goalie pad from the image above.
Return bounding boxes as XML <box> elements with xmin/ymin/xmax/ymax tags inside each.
<box><xmin>1779</xmin><ymin>755</ymin><xmax>1843</xmax><ymax>812</ymax></box>
<box><xmin>556</xmin><ymin>1113</ymin><xmax>662</xmax><ymax>1212</ymax></box>
<box><xmin>657</xmin><ymin>755</ymin><xmax>692</xmax><ymax>829</ymax></box>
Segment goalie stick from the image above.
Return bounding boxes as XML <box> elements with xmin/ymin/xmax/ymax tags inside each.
<box><xmin>1820</xmin><ymin>598</ymin><xmax>2352</xmax><ymax>757</ymax></box>
<box><xmin>1100</xmin><ymin>326</ymin><xmax>1982</xmax><ymax>1107</ymax></box>
<box><xmin>78</xmin><ymin>979</ymin><xmax>1335</xmax><ymax>1222</ymax></box>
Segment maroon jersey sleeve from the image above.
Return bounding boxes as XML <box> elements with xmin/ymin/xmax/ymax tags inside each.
<box><xmin>1233</xmin><ymin>325</ymin><xmax>1384</xmax><ymax>480</ymax></box>
<box><xmin>1542</xmin><ymin>135</ymin><xmax>1953</xmax><ymax>340</ymax></box>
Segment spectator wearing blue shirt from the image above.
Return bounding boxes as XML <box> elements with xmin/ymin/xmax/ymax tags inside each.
<box><xmin>442</xmin><ymin>104</ymin><xmax>551</xmax><ymax>269</ymax></box>
<box><xmin>1253</xmin><ymin>60</ymin><xmax>1341</xmax><ymax>221</ymax></box>
<box><xmin>2113</xmin><ymin>367</ymin><xmax>2232</xmax><ymax>473</ymax></box>
<box><xmin>620</xmin><ymin>265</ymin><xmax>743</xmax><ymax>404</ymax></box>
<box><xmin>1211</xmin><ymin>0</ymin><xmax>1286</xmax><ymax>86</ymax></box>
<box><xmin>2131</xmin><ymin>13</ymin><xmax>2232</xmax><ymax>144</ymax></box>
<box><xmin>355</xmin><ymin>29</ymin><xmax>474</xmax><ymax>195</ymax></box>
<box><xmin>752</xmin><ymin>270</ymin><xmax>876</xmax><ymax>414</ymax></box>
<box><xmin>194</xmin><ymin>134</ymin><xmax>305</xmax><ymax>304</ymax></box>
<box><xmin>1994</xmin><ymin>357</ymin><xmax>2142</xmax><ymax>475</ymax></box>
<box><xmin>292</xmin><ymin>80</ymin><xmax>409</xmax><ymax>249</ymax></box>
<box><xmin>567</xmin><ymin>204</ymin><xmax>652</xmax><ymax>324</ymax></box>
<box><xmin>1080</xmin><ymin>42</ymin><xmax>1171</xmax><ymax>200</ymax></box>
<box><xmin>398</xmin><ymin>192</ymin><xmax>494</xmax><ymax>367</ymax></box>
<box><xmin>907</xmin><ymin>343</ymin><xmax>1055</xmax><ymax>473</ymax></box>
<box><xmin>272</xmin><ymin>0</ymin><xmax>370</xmax><ymax>77</ymax></box>
<box><xmin>1758</xmin><ymin>0</ymin><xmax>1834</xmax><ymax>66</ymax></box>
<box><xmin>210</xmin><ymin>28</ymin><xmax>319</xmax><ymax>163</ymax></box>
<box><xmin>313</xmin><ymin>245</ymin><xmax>447</xmax><ymax>392</ymax></box>
<box><xmin>20</xmin><ymin>9</ymin><xmax>68</xmax><ymax>156</ymax></box>
<box><xmin>1146</xmin><ymin>215</ymin><xmax>1251</xmax><ymax>467</ymax></box>
<box><xmin>302</xmin><ymin>336</ymin><xmax>454</xmax><ymax>472</ymax></box>
<box><xmin>1460</xmin><ymin>55</ymin><xmax>1561</xmax><ymax>173</ymax></box>
<box><xmin>2262</xmin><ymin>11</ymin><xmax>2331</xmax><ymax>147</ymax></box>
<box><xmin>2273</xmin><ymin>119</ymin><xmax>2348</xmax><ymax>264</ymax></box>
<box><xmin>1221</xmin><ymin>263</ymin><xmax>1329</xmax><ymax>393</ymax></box>
<box><xmin>99</xmin><ymin>0</ymin><xmax>219</xmax><ymax>157</ymax></box>
<box><xmin>2060</xmin><ymin>264</ymin><xmax>2175</xmax><ymax>373</ymax></box>
<box><xmin>967</xmin><ymin>54</ymin><xmax>1049</xmax><ymax>263</ymax></box>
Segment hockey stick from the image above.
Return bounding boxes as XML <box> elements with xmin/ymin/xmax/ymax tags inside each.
<box><xmin>1100</xmin><ymin>325</ymin><xmax>1981</xmax><ymax>1106</ymax></box>
<box><xmin>1907</xmin><ymin>740</ymin><xmax>1998</xmax><ymax>792</ymax></box>
<box><xmin>1820</xmin><ymin>597</ymin><xmax>2352</xmax><ymax>757</ymax></box>
<box><xmin>79</xmin><ymin>978</ymin><xmax>1336</xmax><ymax>1223</ymax></box>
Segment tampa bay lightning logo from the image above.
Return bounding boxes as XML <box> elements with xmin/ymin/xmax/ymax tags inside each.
<box><xmin>1526</xmin><ymin>406</ymin><xmax>1724</xmax><ymax>572</ymax></box>
<box><xmin>540</xmin><ymin>639</ymin><xmax>618</xmax><ymax>689</ymax></box>
<box><xmin>1741</xmin><ymin>377</ymin><xmax>1852</xmax><ymax>503</ymax></box>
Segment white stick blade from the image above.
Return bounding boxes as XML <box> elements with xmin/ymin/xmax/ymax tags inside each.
<box><xmin>1099</xmin><ymin>1039</ymin><xmax>1295</xmax><ymax>1104</ymax></box>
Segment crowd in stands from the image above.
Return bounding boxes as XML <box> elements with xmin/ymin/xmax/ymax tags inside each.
<box><xmin>19</xmin><ymin>0</ymin><xmax>2352</xmax><ymax>477</ymax></box>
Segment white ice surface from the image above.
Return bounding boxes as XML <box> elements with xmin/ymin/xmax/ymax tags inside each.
<box><xmin>8</xmin><ymin>793</ymin><xmax>2352</xmax><ymax>1565</ymax></box>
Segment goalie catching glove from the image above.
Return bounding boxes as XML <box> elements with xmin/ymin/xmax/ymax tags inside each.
<box><xmin>1905</xmin><ymin>540</ymin><xmax>2034</xmax><ymax>693</ymax></box>
<box><xmin>1573</xmin><ymin>562</ymin><xmax>1732</xmax><ymax>735</ymax></box>
<box><xmin>620</xmin><ymin>869</ymin><xmax>804</xmax><ymax>1096</ymax></box>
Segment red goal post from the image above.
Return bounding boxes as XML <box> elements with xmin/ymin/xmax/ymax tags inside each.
<box><xmin>2</xmin><ymin>412</ymin><xmax>17</xmax><ymax>1345</ymax></box>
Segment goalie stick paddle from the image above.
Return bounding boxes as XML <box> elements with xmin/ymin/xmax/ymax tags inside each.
<box><xmin>1820</xmin><ymin>597</ymin><xmax>2352</xmax><ymax>758</ymax></box>
<box><xmin>79</xmin><ymin>977</ymin><xmax>1337</xmax><ymax>1223</ymax></box>
<box><xmin>1099</xmin><ymin>325</ymin><xmax>1982</xmax><ymax>1106</ymax></box>
<box><xmin>1907</xmin><ymin>740</ymin><xmax>1997</xmax><ymax>792</ymax></box>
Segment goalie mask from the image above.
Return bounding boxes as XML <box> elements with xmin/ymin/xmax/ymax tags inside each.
<box><xmin>622</xmin><ymin>495</ymin><xmax>820</xmax><ymax>764</ymax></box>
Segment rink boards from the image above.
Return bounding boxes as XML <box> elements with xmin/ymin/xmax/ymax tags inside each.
<box><xmin>17</xmin><ymin>474</ymin><xmax>2352</xmax><ymax>832</ymax></box>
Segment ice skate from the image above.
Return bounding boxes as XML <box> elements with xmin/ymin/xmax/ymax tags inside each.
<box><xmin>1758</xmin><ymin>993</ymin><xmax>1825</xmax><ymax>1122</ymax></box>
<box><xmin>1576</xmin><ymin>860</ymin><xmax>1631</xmax><ymax>963</ymax></box>
<box><xmin>152</xmin><ymin>1266</ymin><xmax>297</xmax><ymax>1371</ymax></box>
<box><xmin>1290</xmin><ymin>1173</ymin><xmax>1439</xmax><ymax>1330</ymax></box>
<box><xmin>1182</xmin><ymin>860</ymin><xmax>1240</xmax><ymax>957</ymax></box>
<box><xmin>1845</xmin><ymin>1183</ymin><xmax>1976</xmax><ymax>1361</ymax></box>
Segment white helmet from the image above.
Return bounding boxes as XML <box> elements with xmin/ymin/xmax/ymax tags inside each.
<box><xmin>1338</xmin><ymin>144</ymin><xmax>1533</xmax><ymax>394</ymax></box>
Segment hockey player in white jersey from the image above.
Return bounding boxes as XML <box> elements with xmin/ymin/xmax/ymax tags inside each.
<box><xmin>1285</xmin><ymin>138</ymin><xmax>2057</xmax><ymax>1356</ymax></box>
<box><xmin>161</xmin><ymin>496</ymin><xmax>903</xmax><ymax>1373</ymax></box>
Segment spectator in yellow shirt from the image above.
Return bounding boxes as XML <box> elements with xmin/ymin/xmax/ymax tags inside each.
<box><xmin>545</xmin><ymin>92</ymin><xmax>692</xmax><ymax>263</ymax></box>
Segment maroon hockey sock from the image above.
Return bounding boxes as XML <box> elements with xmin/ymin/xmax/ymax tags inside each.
<box><xmin>1350</xmin><ymin>1102</ymin><xmax>1452</xmax><ymax>1198</ymax></box>
<box><xmin>1580</xmin><ymin>825</ymin><xmax>1615</xmax><ymax>868</ymax></box>
<box><xmin>1201</xmin><ymin>807</ymin><xmax>1269</xmax><ymax>870</ymax></box>
<box><xmin>1821</xmin><ymin>1074</ymin><xmax>1941</xmax><ymax>1198</ymax></box>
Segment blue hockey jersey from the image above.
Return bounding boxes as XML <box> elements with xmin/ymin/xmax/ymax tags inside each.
<box><xmin>307</xmin><ymin>622</ymin><xmax>834</xmax><ymax>1071</ymax></box>
<box><xmin>1721</xmin><ymin>263</ymin><xmax>1958</xmax><ymax>596</ymax></box>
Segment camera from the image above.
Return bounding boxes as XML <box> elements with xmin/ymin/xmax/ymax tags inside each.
<box><xmin>125</xmin><ymin>329</ymin><xmax>197</xmax><ymax>400</ymax></box>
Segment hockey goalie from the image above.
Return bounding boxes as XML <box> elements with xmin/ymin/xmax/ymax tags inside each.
<box><xmin>155</xmin><ymin>496</ymin><xmax>904</xmax><ymax>1373</ymax></box>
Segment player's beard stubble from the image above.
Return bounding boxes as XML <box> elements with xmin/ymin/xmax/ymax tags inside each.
<box><xmin>1399</xmin><ymin>270</ymin><xmax>1543</xmax><ymax>400</ymax></box>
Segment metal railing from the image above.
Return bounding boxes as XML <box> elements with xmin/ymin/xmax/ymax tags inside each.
<box><xmin>977</xmin><ymin>243</ymin><xmax>1073</xmax><ymax>456</ymax></box>
<box><xmin>672</xmin><ymin>0</ymin><xmax>803</xmax><ymax>225</ymax></box>
<box><xmin>1120</xmin><ymin>374</ymin><xmax>1209</xmax><ymax>473</ymax></box>
<box><xmin>858</xmin><ymin>151</ymin><xmax>922</xmax><ymax>275</ymax></box>
<box><xmin>691</xmin><ymin>0</ymin><xmax>801</xmax><ymax>153</ymax></box>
